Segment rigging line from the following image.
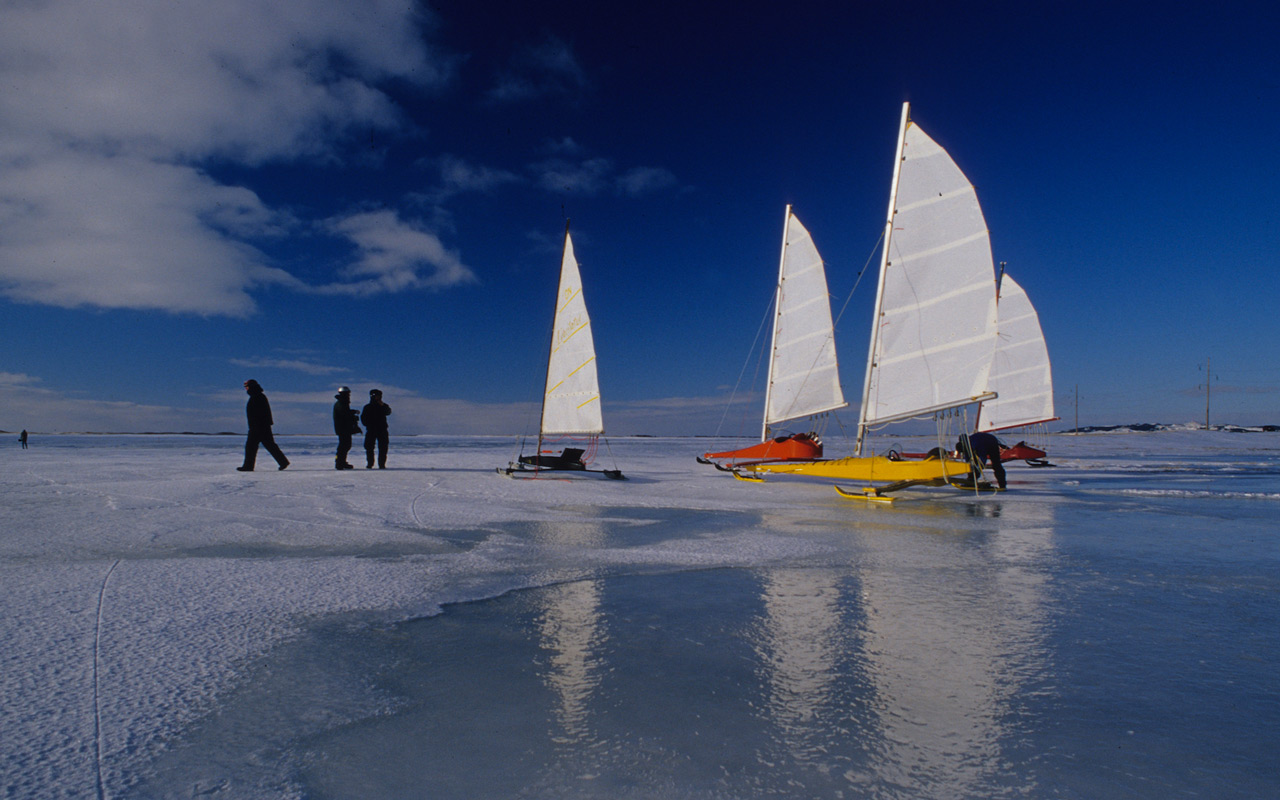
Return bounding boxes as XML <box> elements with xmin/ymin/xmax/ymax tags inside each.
<box><xmin>93</xmin><ymin>558</ymin><xmax>121</xmax><ymax>800</ymax></box>
<box><xmin>714</xmin><ymin>289</ymin><xmax>777</xmax><ymax>437</ymax></box>
<box><xmin>604</xmin><ymin>436</ymin><xmax>621</xmax><ymax>471</ymax></box>
<box><xmin>742</xmin><ymin>314</ymin><xmax>774</xmax><ymax>439</ymax></box>
<box><xmin>830</xmin><ymin>227</ymin><xmax>886</xmax><ymax>330</ymax></box>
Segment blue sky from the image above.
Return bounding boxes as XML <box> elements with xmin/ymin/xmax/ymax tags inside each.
<box><xmin>2</xmin><ymin>0</ymin><xmax>1278</xmax><ymax>436</ymax></box>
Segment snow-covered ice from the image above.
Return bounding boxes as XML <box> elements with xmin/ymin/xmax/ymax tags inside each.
<box><xmin>2</xmin><ymin>431</ymin><xmax>1278</xmax><ymax>798</ymax></box>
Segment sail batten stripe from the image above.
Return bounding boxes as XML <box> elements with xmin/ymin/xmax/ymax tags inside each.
<box><xmin>895</xmin><ymin>186</ymin><xmax>974</xmax><ymax>215</ymax></box>
<box><xmin>879</xmin><ymin>279</ymin><xmax>992</xmax><ymax>318</ymax></box>
<box><xmin>549</xmin><ymin>321</ymin><xmax>590</xmax><ymax>356</ymax></box>
<box><xmin>891</xmin><ymin>230</ymin><xmax>989</xmax><ymax>268</ymax></box>
<box><xmin>875</xmin><ymin>329</ymin><xmax>994</xmax><ymax>367</ymax></box>
<box><xmin>557</xmin><ymin>288</ymin><xmax>582</xmax><ymax>313</ymax></box>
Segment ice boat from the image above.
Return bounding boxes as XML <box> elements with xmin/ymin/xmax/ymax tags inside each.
<box><xmin>747</xmin><ymin>103</ymin><xmax>1000</xmax><ymax>496</ymax></box>
<box><xmin>500</xmin><ymin>225</ymin><xmax>624</xmax><ymax>480</ymax></box>
<box><xmin>699</xmin><ymin>207</ymin><xmax>844</xmax><ymax>469</ymax></box>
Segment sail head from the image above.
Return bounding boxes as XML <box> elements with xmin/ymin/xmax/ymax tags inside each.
<box><xmin>765</xmin><ymin>212</ymin><xmax>847</xmax><ymax>428</ymax></box>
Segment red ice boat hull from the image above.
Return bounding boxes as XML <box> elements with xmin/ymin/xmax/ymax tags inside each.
<box><xmin>1000</xmin><ymin>442</ymin><xmax>1048</xmax><ymax>462</ymax></box>
<box><xmin>701</xmin><ymin>433</ymin><xmax>823</xmax><ymax>465</ymax></box>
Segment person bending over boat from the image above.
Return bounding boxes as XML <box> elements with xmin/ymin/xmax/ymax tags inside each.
<box><xmin>957</xmin><ymin>431</ymin><xmax>1006</xmax><ymax>490</ymax></box>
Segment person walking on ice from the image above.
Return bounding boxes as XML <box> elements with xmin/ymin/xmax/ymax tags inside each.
<box><xmin>19</xmin><ymin>430</ymin><xmax>28</xmax><ymax>449</ymax></box>
<box><xmin>361</xmin><ymin>389</ymin><xmax>391</xmax><ymax>469</ymax></box>
<box><xmin>237</xmin><ymin>380</ymin><xmax>289</xmax><ymax>472</ymax></box>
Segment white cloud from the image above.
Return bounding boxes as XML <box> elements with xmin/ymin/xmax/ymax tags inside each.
<box><xmin>531</xmin><ymin>157</ymin><xmax>615</xmax><ymax>195</ymax></box>
<box><xmin>604</xmin><ymin>394</ymin><xmax>758</xmax><ymax>436</ymax></box>
<box><xmin>0</xmin><ymin>363</ymin><xmax>757</xmax><ymax>435</ymax></box>
<box><xmin>0</xmin><ymin>373</ymin><xmax>242</xmax><ymax>434</ymax></box>
<box><xmin>0</xmin><ymin>0</ymin><xmax>453</xmax><ymax>316</ymax></box>
<box><xmin>487</xmin><ymin>35</ymin><xmax>587</xmax><ymax>105</ymax></box>
<box><xmin>437</xmin><ymin>155</ymin><xmax>521</xmax><ymax>194</ymax></box>
<box><xmin>530</xmin><ymin>157</ymin><xmax>681</xmax><ymax>199</ymax></box>
<box><xmin>0</xmin><ymin>0</ymin><xmax>443</xmax><ymax>163</ymax></box>
<box><xmin>319</xmin><ymin>210</ymin><xmax>478</xmax><ymax>295</ymax></box>
<box><xmin>417</xmin><ymin>155</ymin><xmax>522</xmax><ymax>204</ymax></box>
<box><xmin>0</xmin><ymin>372</ymin><xmax>40</xmax><ymax>387</ymax></box>
<box><xmin>616</xmin><ymin>166</ymin><xmax>679</xmax><ymax>197</ymax></box>
<box><xmin>0</xmin><ymin>149</ymin><xmax>299</xmax><ymax>315</ymax></box>
<box><xmin>230</xmin><ymin>358</ymin><xmax>348</xmax><ymax>376</ymax></box>
<box><xmin>543</xmin><ymin>137</ymin><xmax>586</xmax><ymax>156</ymax></box>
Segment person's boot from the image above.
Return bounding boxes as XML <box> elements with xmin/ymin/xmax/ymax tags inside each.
<box><xmin>236</xmin><ymin>466</ymin><xmax>253</xmax><ymax>471</ymax></box>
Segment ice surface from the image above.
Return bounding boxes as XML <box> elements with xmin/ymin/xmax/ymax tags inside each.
<box><xmin>2</xmin><ymin>432</ymin><xmax>1278</xmax><ymax>798</ymax></box>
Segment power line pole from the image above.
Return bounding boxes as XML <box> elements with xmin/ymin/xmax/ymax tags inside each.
<box><xmin>1204</xmin><ymin>357</ymin><xmax>1211</xmax><ymax>430</ymax></box>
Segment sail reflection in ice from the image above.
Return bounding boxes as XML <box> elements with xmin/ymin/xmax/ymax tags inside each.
<box><xmin>745</xmin><ymin>501</ymin><xmax>1055</xmax><ymax>792</ymax></box>
<box><xmin>856</xmin><ymin>502</ymin><xmax>1054</xmax><ymax>792</ymax></box>
<box><xmin>750</xmin><ymin>569</ymin><xmax>859</xmax><ymax>764</ymax></box>
<box><xmin>529</xmin><ymin>519</ymin><xmax>607</xmax><ymax>746</ymax></box>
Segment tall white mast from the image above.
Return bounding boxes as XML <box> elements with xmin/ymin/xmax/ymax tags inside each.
<box><xmin>761</xmin><ymin>205</ymin><xmax>792</xmax><ymax>443</ymax></box>
<box><xmin>537</xmin><ymin>220</ymin><xmax>572</xmax><ymax>457</ymax></box>
<box><xmin>856</xmin><ymin>102</ymin><xmax>911</xmax><ymax>456</ymax></box>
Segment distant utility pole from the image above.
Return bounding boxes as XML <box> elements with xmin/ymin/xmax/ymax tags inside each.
<box><xmin>1200</xmin><ymin>357</ymin><xmax>1214</xmax><ymax>430</ymax></box>
<box><xmin>1074</xmin><ymin>384</ymin><xmax>1079</xmax><ymax>433</ymax></box>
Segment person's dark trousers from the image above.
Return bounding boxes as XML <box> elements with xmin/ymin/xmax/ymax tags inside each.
<box><xmin>989</xmin><ymin>458</ymin><xmax>1007</xmax><ymax>489</ymax></box>
<box><xmin>336</xmin><ymin>433</ymin><xmax>353</xmax><ymax>467</ymax></box>
<box><xmin>365</xmin><ymin>432</ymin><xmax>388</xmax><ymax>468</ymax></box>
<box><xmin>244</xmin><ymin>429</ymin><xmax>289</xmax><ymax>470</ymax></box>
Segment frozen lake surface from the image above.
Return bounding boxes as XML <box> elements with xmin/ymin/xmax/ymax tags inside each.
<box><xmin>2</xmin><ymin>431</ymin><xmax>1278</xmax><ymax>798</ymax></box>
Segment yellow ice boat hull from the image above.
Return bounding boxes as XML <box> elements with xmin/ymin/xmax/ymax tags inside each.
<box><xmin>744</xmin><ymin>455</ymin><xmax>970</xmax><ymax>483</ymax></box>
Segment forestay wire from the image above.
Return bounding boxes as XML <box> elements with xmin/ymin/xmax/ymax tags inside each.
<box><xmin>713</xmin><ymin>289</ymin><xmax>776</xmax><ymax>438</ymax></box>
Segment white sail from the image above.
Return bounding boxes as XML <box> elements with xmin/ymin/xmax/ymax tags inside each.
<box><xmin>858</xmin><ymin>104</ymin><xmax>999</xmax><ymax>441</ymax></box>
<box><xmin>541</xmin><ymin>232</ymin><xmax>604</xmax><ymax>435</ymax></box>
<box><xmin>978</xmin><ymin>275</ymin><xmax>1055</xmax><ymax>432</ymax></box>
<box><xmin>763</xmin><ymin>208</ymin><xmax>847</xmax><ymax>434</ymax></box>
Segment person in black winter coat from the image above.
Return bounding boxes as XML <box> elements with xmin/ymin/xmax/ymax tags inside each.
<box><xmin>333</xmin><ymin>386</ymin><xmax>361</xmax><ymax>469</ymax></box>
<box><xmin>238</xmin><ymin>379</ymin><xmax>289</xmax><ymax>471</ymax></box>
<box><xmin>956</xmin><ymin>430</ymin><xmax>1005</xmax><ymax>489</ymax></box>
<box><xmin>360</xmin><ymin>389</ymin><xmax>392</xmax><ymax>469</ymax></box>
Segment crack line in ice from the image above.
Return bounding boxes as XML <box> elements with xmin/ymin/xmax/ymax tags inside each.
<box><xmin>94</xmin><ymin>558</ymin><xmax>120</xmax><ymax>800</ymax></box>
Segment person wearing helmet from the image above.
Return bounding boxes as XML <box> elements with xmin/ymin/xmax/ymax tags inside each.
<box><xmin>360</xmin><ymin>389</ymin><xmax>392</xmax><ymax>469</ymax></box>
<box><xmin>332</xmin><ymin>386</ymin><xmax>361</xmax><ymax>470</ymax></box>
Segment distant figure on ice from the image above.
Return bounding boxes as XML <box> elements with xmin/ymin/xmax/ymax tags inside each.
<box><xmin>238</xmin><ymin>380</ymin><xmax>289</xmax><ymax>472</ymax></box>
<box><xmin>361</xmin><ymin>389</ymin><xmax>392</xmax><ymax>469</ymax></box>
<box><xmin>333</xmin><ymin>386</ymin><xmax>361</xmax><ymax>470</ymax></box>
<box><xmin>19</xmin><ymin>430</ymin><xmax>28</xmax><ymax>449</ymax></box>
<box><xmin>957</xmin><ymin>431</ymin><xmax>1006</xmax><ymax>490</ymax></box>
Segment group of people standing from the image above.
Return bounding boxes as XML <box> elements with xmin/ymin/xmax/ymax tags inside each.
<box><xmin>332</xmin><ymin>386</ymin><xmax>391</xmax><ymax>470</ymax></box>
<box><xmin>236</xmin><ymin>380</ymin><xmax>391</xmax><ymax>472</ymax></box>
